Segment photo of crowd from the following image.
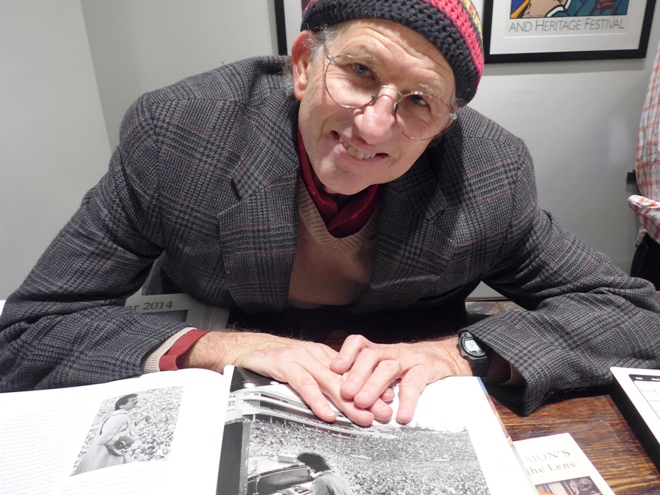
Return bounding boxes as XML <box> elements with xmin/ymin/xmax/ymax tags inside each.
<box><xmin>71</xmin><ymin>386</ymin><xmax>183</xmax><ymax>475</ymax></box>
<box><xmin>246</xmin><ymin>416</ymin><xmax>490</xmax><ymax>494</ymax></box>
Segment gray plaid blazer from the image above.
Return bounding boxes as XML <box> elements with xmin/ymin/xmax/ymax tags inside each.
<box><xmin>1</xmin><ymin>56</ymin><xmax>659</xmax><ymax>415</ymax></box>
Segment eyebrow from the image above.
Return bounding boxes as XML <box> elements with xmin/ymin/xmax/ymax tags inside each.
<box><xmin>337</xmin><ymin>49</ymin><xmax>379</xmax><ymax>65</ymax></box>
<box><xmin>416</xmin><ymin>82</ymin><xmax>444</xmax><ymax>97</ymax></box>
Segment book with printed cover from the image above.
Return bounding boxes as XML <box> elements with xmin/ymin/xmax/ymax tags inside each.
<box><xmin>514</xmin><ymin>433</ymin><xmax>614</xmax><ymax>495</ymax></box>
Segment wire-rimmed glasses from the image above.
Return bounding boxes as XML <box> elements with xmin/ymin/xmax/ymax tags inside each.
<box><xmin>323</xmin><ymin>50</ymin><xmax>457</xmax><ymax>140</ymax></box>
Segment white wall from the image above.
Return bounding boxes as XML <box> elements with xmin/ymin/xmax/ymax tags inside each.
<box><xmin>473</xmin><ymin>60</ymin><xmax>647</xmax><ymax>266</ymax></box>
<box><xmin>1</xmin><ymin>0</ymin><xmax>659</xmax><ymax>299</ymax></box>
<box><xmin>0</xmin><ymin>0</ymin><xmax>278</xmax><ymax>299</ymax></box>
<box><xmin>0</xmin><ymin>1</ymin><xmax>111</xmax><ymax>298</ymax></box>
<box><xmin>81</xmin><ymin>0</ymin><xmax>279</xmax><ymax>149</ymax></box>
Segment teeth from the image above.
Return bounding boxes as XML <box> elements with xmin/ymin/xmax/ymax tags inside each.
<box><xmin>339</xmin><ymin>137</ymin><xmax>376</xmax><ymax>160</ymax></box>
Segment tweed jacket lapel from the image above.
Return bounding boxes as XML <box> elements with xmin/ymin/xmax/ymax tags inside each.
<box><xmin>355</xmin><ymin>152</ymin><xmax>457</xmax><ymax>312</ymax></box>
<box><xmin>216</xmin><ymin>94</ymin><xmax>301</xmax><ymax>312</ymax></box>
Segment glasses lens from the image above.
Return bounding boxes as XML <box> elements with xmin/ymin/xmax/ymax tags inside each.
<box><xmin>325</xmin><ymin>56</ymin><xmax>380</xmax><ymax>108</ymax></box>
<box><xmin>397</xmin><ymin>93</ymin><xmax>451</xmax><ymax>140</ymax></box>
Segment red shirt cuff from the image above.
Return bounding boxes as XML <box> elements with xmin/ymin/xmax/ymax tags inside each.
<box><xmin>159</xmin><ymin>330</ymin><xmax>210</xmax><ymax>371</ymax></box>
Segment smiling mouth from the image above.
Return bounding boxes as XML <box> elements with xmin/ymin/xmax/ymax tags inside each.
<box><xmin>338</xmin><ymin>135</ymin><xmax>378</xmax><ymax>161</ymax></box>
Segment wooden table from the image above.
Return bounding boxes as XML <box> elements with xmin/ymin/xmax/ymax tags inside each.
<box><xmin>495</xmin><ymin>394</ymin><xmax>660</xmax><ymax>495</ymax></box>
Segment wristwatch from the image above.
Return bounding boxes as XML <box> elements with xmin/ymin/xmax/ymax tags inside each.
<box><xmin>457</xmin><ymin>330</ymin><xmax>490</xmax><ymax>378</ymax></box>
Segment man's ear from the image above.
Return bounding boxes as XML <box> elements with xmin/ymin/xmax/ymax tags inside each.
<box><xmin>291</xmin><ymin>31</ymin><xmax>315</xmax><ymax>101</ymax></box>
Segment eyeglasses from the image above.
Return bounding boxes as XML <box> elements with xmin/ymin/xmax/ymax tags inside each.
<box><xmin>323</xmin><ymin>50</ymin><xmax>457</xmax><ymax>140</ymax></box>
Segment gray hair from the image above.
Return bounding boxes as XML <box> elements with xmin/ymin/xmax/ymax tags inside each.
<box><xmin>281</xmin><ymin>24</ymin><xmax>344</xmax><ymax>94</ymax></box>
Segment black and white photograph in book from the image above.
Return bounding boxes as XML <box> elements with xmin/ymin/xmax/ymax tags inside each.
<box><xmin>536</xmin><ymin>476</ymin><xmax>603</xmax><ymax>495</ymax></box>
<box><xmin>71</xmin><ymin>387</ymin><xmax>183</xmax><ymax>475</ymax></box>
<box><xmin>218</xmin><ymin>376</ymin><xmax>491</xmax><ymax>495</ymax></box>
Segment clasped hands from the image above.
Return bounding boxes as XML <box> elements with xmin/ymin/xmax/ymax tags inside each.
<box><xmin>183</xmin><ymin>331</ymin><xmax>472</xmax><ymax>427</ymax></box>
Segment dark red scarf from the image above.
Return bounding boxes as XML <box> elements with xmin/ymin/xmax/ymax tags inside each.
<box><xmin>297</xmin><ymin>127</ymin><xmax>383</xmax><ymax>238</ymax></box>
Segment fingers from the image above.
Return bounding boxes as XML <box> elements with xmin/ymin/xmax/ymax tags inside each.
<box><xmin>330</xmin><ymin>334</ymin><xmax>373</xmax><ymax>374</ymax></box>
<box><xmin>336</xmin><ymin>339</ymin><xmax>467</xmax><ymax>424</ymax></box>
<box><xmin>269</xmin><ymin>346</ymin><xmax>394</xmax><ymax>425</ymax></box>
<box><xmin>337</xmin><ymin>342</ymin><xmax>402</xmax><ymax>404</ymax></box>
<box><xmin>380</xmin><ymin>386</ymin><xmax>396</xmax><ymax>403</ymax></box>
<box><xmin>283</xmin><ymin>362</ymin><xmax>339</xmax><ymax>423</ymax></box>
<box><xmin>295</xmin><ymin>358</ymin><xmax>400</xmax><ymax>425</ymax></box>
<box><xmin>206</xmin><ymin>332</ymin><xmax>381</xmax><ymax>426</ymax></box>
<box><xmin>286</xmin><ymin>362</ymin><xmax>388</xmax><ymax>426</ymax></box>
<box><xmin>350</xmin><ymin>358</ymin><xmax>403</xmax><ymax>408</ymax></box>
<box><xmin>394</xmin><ymin>369</ymin><xmax>428</xmax><ymax>424</ymax></box>
<box><xmin>332</xmin><ymin>335</ymin><xmax>399</xmax><ymax>402</ymax></box>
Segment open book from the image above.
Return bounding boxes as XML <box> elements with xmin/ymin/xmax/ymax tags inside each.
<box><xmin>0</xmin><ymin>366</ymin><xmax>535</xmax><ymax>495</ymax></box>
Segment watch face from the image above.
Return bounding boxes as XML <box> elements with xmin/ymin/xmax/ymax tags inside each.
<box><xmin>459</xmin><ymin>332</ymin><xmax>489</xmax><ymax>377</ymax></box>
<box><xmin>463</xmin><ymin>337</ymin><xmax>486</xmax><ymax>357</ymax></box>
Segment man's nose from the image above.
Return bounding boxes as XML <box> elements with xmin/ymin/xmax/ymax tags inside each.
<box><xmin>353</xmin><ymin>88</ymin><xmax>399</xmax><ymax>141</ymax></box>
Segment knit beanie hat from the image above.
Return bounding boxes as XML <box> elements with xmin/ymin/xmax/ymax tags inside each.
<box><xmin>301</xmin><ymin>0</ymin><xmax>484</xmax><ymax>105</ymax></box>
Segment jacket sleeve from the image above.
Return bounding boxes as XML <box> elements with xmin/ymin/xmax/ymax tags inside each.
<box><xmin>470</xmin><ymin>143</ymin><xmax>660</xmax><ymax>415</ymax></box>
<box><xmin>0</xmin><ymin>94</ymin><xmax>191</xmax><ymax>392</ymax></box>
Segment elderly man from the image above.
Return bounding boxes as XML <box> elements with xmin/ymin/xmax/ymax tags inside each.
<box><xmin>1</xmin><ymin>0</ymin><xmax>659</xmax><ymax>427</ymax></box>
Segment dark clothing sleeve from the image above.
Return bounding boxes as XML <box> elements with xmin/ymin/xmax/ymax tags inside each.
<box><xmin>464</xmin><ymin>137</ymin><xmax>660</xmax><ymax>415</ymax></box>
<box><xmin>0</xmin><ymin>92</ymin><xmax>191</xmax><ymax>392</ymax></box>
<box><xmin>0</xmin><ymin>57</ymin><xmax>300</xmax><ymax>393</ymax></box>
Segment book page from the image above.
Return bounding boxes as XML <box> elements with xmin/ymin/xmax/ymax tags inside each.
<box><xmin>514</xmin><ymin>433</ymin><xmax>615</xmax><ymax>495</ymax></box>
<box><xmin>409</xmin><ymin>377</ymin><xmax>536</xmax><ymax>495</ymax></box>
<box><xmin>218</xmin><ymin>372</ymin><xmax>535</xmax><ymax>495</ymax></box>
<box><xmin>0</xmin><ymin>368</ymin><xmax>231</xmax><ymax>495</ymax></box>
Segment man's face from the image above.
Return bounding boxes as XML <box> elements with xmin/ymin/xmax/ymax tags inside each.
<box><xmin>291</xmin><ymin>19</ymin><xmax>456</xmax><ymax>197</ymax></box>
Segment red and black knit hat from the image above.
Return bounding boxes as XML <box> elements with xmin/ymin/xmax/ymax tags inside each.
<box><xmin>301</xmin><ymin>0</ymin><xmax>484</xmax><ymax>104</ymax></box>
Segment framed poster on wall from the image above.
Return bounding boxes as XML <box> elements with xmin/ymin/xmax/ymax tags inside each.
<box><xmin>483</xmin><ymin>0</ymin><xmax>656</xmax><ymax>63</ymax></box>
